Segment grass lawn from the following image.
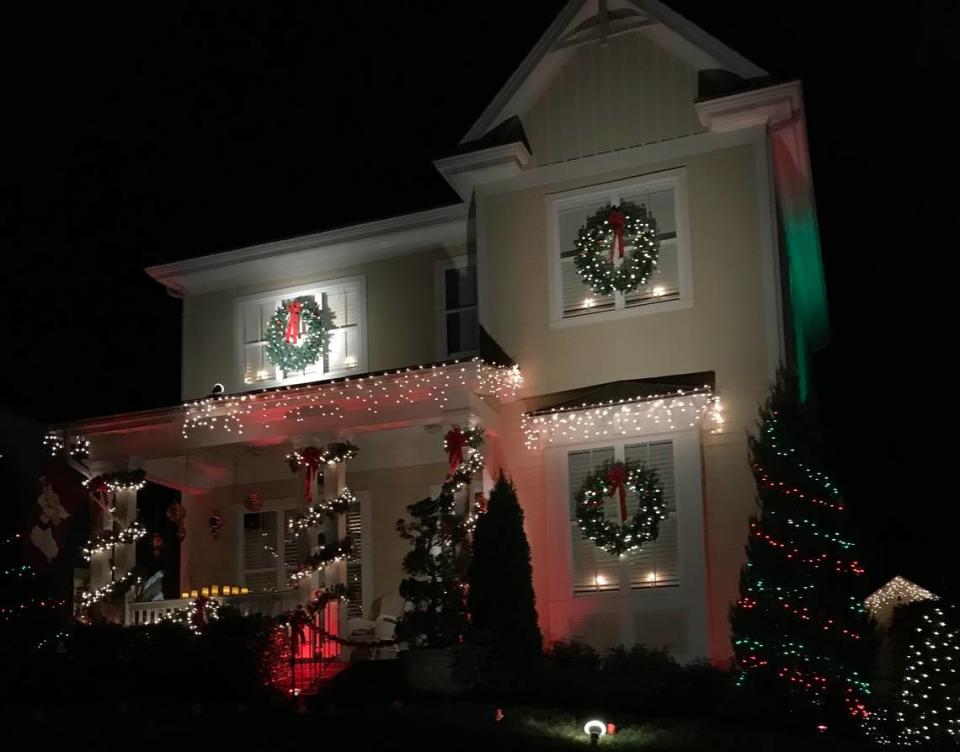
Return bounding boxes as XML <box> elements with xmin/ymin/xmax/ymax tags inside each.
<box><xmin>1</xmin><ymin>699</ymin><xmax>868</xmax><ymax>751</ymax></box>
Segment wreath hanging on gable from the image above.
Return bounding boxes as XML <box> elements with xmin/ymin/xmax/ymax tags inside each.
<box><xmin>573</xmin><ymin>201</ymin><xmax>660</xmax><ymax>296</ymax></box>
<box><xmin>265</xmin><ymin>296</ymin><xmax>335</xmax><ymax>374</ymax></box>
<box><xmin>575</xmin><ymin>460</ymin><xmax>668</xmax><ymax>556</ymax></box>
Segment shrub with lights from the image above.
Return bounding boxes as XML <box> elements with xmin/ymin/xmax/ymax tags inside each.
<box><xmin>730</xmin><ymin>372</ymin><xmax>876</xmax><ymax>725</ymax></box>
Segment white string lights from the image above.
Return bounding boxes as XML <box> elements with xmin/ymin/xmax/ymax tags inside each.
<box><xmin>865</xmin><ymin>576</ymin><xmax>939</xmax><ymax>625</ymax></box>
<box><xmin>181</xmin><ymin>359</ymin><xmax>522</xmax><ymax>440</ymax></box>
<box><xmin>522</xmin><ymin>387</ymin><xmax>723</xmax><ymax>448</ymax></box>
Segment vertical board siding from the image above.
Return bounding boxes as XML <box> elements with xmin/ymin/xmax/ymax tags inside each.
<box><xmin>524</xmin><ymin>32</ymin><xmax>705</xmax><ymax>167</ymax></box>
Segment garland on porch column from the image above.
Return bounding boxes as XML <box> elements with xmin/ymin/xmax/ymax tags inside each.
<box><xmin>285</xmin><ymin>441</ymin><xmax>360</xmax><ymax>584</ymax></box>
<box><xmin>396</xmin><ymin>424</ymin><xmax>485</xmax><ymax>648</ymax></box>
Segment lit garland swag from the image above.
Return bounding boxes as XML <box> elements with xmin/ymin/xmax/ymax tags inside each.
<box><xmin>730</xmin><ymin>373</ymin><xmax>875</xmax><ymax>723</ymax></box>
<box><xmin>573</xmin><ymin>200</ymin><xmax>660</xmax><ymax>296</ymax></box>
<box><xmin>286</xmin><ymin>441</ymin><xmax>360</xmax><ymax>585</ymax></box>
<box><xmin>265</xmin><ymin>295</ymin><xmax>335</xmax><ymax>374</ymax></box>
<box><xmin>396</xmin><ymin>425</ymin><xmax>485</xmax><ymax>648</ymax></box>
<box><xmin>575</xmin><ymin>460</ymin><xmax>667</xmax><ymax>557</ymax></box>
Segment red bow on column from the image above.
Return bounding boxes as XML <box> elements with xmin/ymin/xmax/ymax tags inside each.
<box><xmin>445</xmin><ymin>427</ymin><xmax>467</xmax><ymax>471</ymax></box>
<box><xmin>298</xmin><ymin>447</ymin><xmax>322</xmax><ymax>504</ymax></box>
<box><xmin>284</xmin><ymin>301</ymin><xmax>303</xmax><ymax>344</ymax></box>
<box><xmin>605</xmin><ymin>464</ymin><xmax>628</xmax><ymax>522</ymax></box>
<box><xmin>607</xmin><ymin>209</ymin><xmax>626</xmax><ymax>262</ymax></box>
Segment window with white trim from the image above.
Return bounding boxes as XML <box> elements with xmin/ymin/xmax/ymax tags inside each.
<box><xmin>243</xmin><ymin>505</ymin><xmax>308</xmax><ymax>592</ymax></box>
<box><xmin>436</xmin><ymin>257</ymin><xmax>478</xmax><ymax>359</ymax></box>
<box><xmin>568</xmin><ymin>439</ymin><xmax>678</xmax><ymax>595</ymax></box>
<box><xmin>550</xmin><ymin>171</ymin><xmax>689</xmax><ymax>322</ymax></box>
<box><xmin>239</xmin><ymin>277</ymin><xmax>365</xmax><ymax>387</ymax></box>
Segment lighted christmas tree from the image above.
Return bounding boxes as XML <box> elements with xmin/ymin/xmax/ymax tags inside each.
<box><xmin>730</xmin><ymin>373</ymin><xmax>875</xmax><ymax>723</ymax></box>
<box><xmin>893</xmin><ymin>603</ymin><xmax>959</xmax><ymax>745</ymax></box>
<box><xmin>467</xmin><ymin>472</ymin><xmax>542</xmax><ymax>695</ymax></box>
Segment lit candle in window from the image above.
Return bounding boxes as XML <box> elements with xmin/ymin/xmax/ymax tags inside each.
<box><xmin>344</xmin><ymin>356</ymin><xmax>357</xmax><ymax>368</ymax></box>
<box><xmin>652</xmin><ymin>286</ymin><xmax>666</xmax><ymax>297</ymax></box>
<box><xmin>595</xmin><ymin>574</ymin><xmax>608</xmax><ymax>587</ymax></box>
<box><xmin>583</xmin><ymin>298</ymin><xmax>595</xmax><ymax>308</ymax></box>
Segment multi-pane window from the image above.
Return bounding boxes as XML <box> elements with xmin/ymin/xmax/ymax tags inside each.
<box><xmin>551</xmin><ymin>172</ymin><xmax>687</xmax><ymax>321</ymax></box>
<box><xmin>243</xmin><ymin>506</ymin><xmax>308</xmax><ymax>592</ymax></box>
<box><xmin>239</xmin><ymin>277</ymin><xmax>365</xmax><ymax>386</ymax></box>
<box><xmin>568</xmin><ymin>440</ymin><xmax>678</xmax><ymax>595</ymax></box>
<box><xmin>437</xmin><ymin>258</ymin><xmax>478</xmax><ymax>359</ymax></box>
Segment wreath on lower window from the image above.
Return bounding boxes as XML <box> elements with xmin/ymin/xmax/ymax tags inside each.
<box><xmin>575</xmin><ymin>460</ymin><xmax>668</xmax><ymax>556</ymax></box>
<box><xmin>265</xmin><ymin>296</ymin><xmax>335</xmax><ymax>374</ymax></box>
<box><xmin>573</xmin><ymin>201</ymin><xmax>660</xmax><ymax>296</ymax></box>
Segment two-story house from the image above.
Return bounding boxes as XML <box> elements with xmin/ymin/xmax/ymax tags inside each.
<box><xmin>55</xmin><ymin>0</ymin><xmax>829</xmax><ymax>666</ymax></box>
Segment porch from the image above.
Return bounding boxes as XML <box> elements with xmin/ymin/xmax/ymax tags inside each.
<box><xmin>59</xmin><ymin>359</ymin><xmax>521</xmax><ymax>635</ymax></box>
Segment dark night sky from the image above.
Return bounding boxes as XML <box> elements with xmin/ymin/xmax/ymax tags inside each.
<box><xmin>2</xmin><ymin>2</ymin><xmax>957</xmax><ymax>591</ymax></box>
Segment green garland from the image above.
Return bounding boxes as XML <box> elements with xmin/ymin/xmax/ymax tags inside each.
<box><xmin>575</xmin><ymin>460</ymin><xmax>667</xmax><ymax>556</ymax></box>
<box><xmin>288</xmin><ymin>488</ymin><xmax>358</xmax><ymax>535</ymax></box>
<box><xmin>265</xmin><ymin>295</ymin><xmax>335</xmax><ymax>374</ymax></box>
<box><xmin>573</xmin><ymin>200</ymin><xmax>660</xmax><ymax>296</ymax></box>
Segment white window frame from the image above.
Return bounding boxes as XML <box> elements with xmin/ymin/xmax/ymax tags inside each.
<box><xmin>434</xmin><ymin>256</ymin><xmax>479</xmax><ymax>361</ymax></box>
<box><xmin>239</xmin><ymin>496</ymin><xmax>303</xmax><ymax>593</ymax></box>
<box><xmin>546</xmin><ymin>169</ymin><xmax>693</xmax><ymax>328</ymax></box>
<box><xmin>234</xmin><ymin>275</ymin><xmax>368</xmax><ymax>388</ymax></box>
<box><xmin>565</xmin><ymin>438</ymin><xmax>680</xmax><ymax>596</ymax></box>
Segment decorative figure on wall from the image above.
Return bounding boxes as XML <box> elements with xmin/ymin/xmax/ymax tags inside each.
<box><xmin>29</xmin><ymin>475</ymin><xmax>70</xmax><ymax>562</ymax></box>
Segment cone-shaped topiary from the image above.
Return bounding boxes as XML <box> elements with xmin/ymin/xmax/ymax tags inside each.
<box><xmin>467</xmin><ymin>472</ymin><xmax>542</xmax><ymax>696</ymax></box>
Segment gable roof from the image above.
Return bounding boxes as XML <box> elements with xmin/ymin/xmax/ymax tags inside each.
<box><xmin>462</xmin><ymin>0</ymin><xmax>767</xmax><ymax>143</ymax></box>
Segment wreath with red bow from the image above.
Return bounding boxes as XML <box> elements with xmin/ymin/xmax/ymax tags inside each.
<box><xmin>573</xmin><ymin>200</ymin><xmax>660</xmax><ymax>296</ymax></box>
<box><xmin>265</xmin><ymin>295</ymin><xmax>335</xmax><ymax>375</ymax></box>
<box><xmin>575</xmin><ymin>460</ymin><xmax>667</xmax><ymax>556</ymax></box>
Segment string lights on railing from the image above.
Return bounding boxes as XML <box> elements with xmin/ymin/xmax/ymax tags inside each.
<box><xmin>181</xmin><ymin>359</ymin><xmax>522</xmax><ymax>440</ymax></box>
<box><xmin>522</xmin><ymin>387</ymin><xmax>722</xmax><ymax>448</ymax></box>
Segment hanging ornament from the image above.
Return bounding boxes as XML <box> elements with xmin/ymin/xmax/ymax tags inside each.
<box><xmin>208</xmin><ymin>510</ymin><xmax>224</xmax><ymax>539</ymax></box>
<box><xmin>573</xmin><ymin>200</ymin><xmax>660</xmax><ymax>296</ymax></box>
<box><xmin>166</xmin><ymin>500</ymin><xmax>187</xmax><ymax>542</ymax></box>
<box><xmin>244</xmin><ymin>491</ymin><xmax>263</xmax><ymax>512</ymax></box>
<box><xmin>265</xmin><ymin>295</ymin><xmax>335</xmax><ymax>374</ymax></box>
<box><xmin>152</xmin><ymin>532</ymin><xmax>165</xmax><ymax>562</ymax></box>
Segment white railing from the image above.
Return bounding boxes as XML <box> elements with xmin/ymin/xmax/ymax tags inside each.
<box><xmin>127</xmin><ymin>588</ymin><xmax>305</xmax><ymax>625</ymax></box>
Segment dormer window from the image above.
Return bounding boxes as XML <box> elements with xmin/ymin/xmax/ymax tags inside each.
<box><xmin>237</xmin><ymin>276</ymin><xmax>366</xmax><ymax>387</ymax></box>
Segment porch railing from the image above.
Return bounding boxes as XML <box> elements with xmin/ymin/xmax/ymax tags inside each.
<box><xmin>127</xmin><ymin>588</ymin><xmax>305</xmax><ymax>625</ymax></box>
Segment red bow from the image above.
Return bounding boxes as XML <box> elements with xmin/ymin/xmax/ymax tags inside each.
<box><xmin>605</xmin><ymin>464</ymin><xmax>628</xmax><ymax>522</ymax></box>
<box><xmin>298</xmin><ymin>447</ymin><xmax>322</xmax><ymax>504</ymax></box>
<box><xmin>608</xmin><ymin>209</ymin><xmax>626</xmax><ymax>261</ymax></box>
<box><xmin>445</xmin><ymin>427</ymin><xmax>467</xmax><ymax>471</ymax></box>
<box><xmin>284</xmin><ymin>301</ymin><xmax>302</xmax><ymax>344</ymax></box>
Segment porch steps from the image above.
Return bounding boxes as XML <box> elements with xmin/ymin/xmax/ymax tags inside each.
<box><xmin>291</xmin><ymin>660</ymin><xmax>349</xmax><ymax>696</ymax></box>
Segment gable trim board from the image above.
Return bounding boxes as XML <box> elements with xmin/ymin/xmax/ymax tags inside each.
<box><xmin>146</xmin><ymin>204</ymin><xmax>468</xmax><ymax>297</ymax></box>
<box><xmin>462</xmin><ymin>0</ymin><xmax>767</xmax><ymax>144</ymax></box>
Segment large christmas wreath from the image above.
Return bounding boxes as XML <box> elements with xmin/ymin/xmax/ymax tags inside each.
<box><xmin>575</xmin><ymin>460</ymin><xmax>668</xmax><ymax>556</ymax></box>
<box><xmin>265</xmin><ymin>296</ymin><xmax>335</xmax><ymax>374</ymax></box>
<box><xmin>573</xmin><ymin>201</ymin><xmax>660</xmax><ymax>296</ymax></box>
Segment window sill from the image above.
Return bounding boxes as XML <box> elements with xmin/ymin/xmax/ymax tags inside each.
<box><xmin>550</xmin><ymin>295</ymin><xmax>693</xmax><ymax>330</ymax></box>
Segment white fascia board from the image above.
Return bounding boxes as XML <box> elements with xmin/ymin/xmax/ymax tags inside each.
<box><xmin>433</xmin><ymin>142</ymin><xmax>532</xmax><ymax>201</ymax></box>
<box><xmin>145</xmin><ymin>203</ymin><xmax>468</xmax><ymax>296</ymax></box>
<box><xmin>695</xmin><ymin>81</ymin><xmax>802</xmax><ymax>134</ymax></box>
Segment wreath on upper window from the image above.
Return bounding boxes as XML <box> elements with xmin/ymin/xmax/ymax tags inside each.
<box><xmin>265</xmin><ymin>296</ymin><xmax>335</xmax><ymax>374</ymax></box>
<box><xmin>573</xmin><ymin>200</ymin><xmax>660</xmax><ymax>296</ymax></box>
<box><xmin>575</xmin><ymin>460</ymin><xmax>668</xmax><ymax>556</ymax></box>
